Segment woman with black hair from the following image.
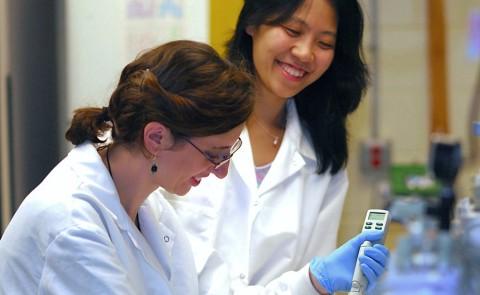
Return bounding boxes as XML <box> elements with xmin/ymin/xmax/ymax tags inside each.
<box><xmin>166</xmin><ymin>0</ymin><xmax>389</xmax><ymax>294</ymax></box>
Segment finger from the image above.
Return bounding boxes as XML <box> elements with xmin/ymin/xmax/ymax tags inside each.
<box><xmin>350</xmin><ymin>231</ymin><xmax>384</xmax><ymax>248</ymax></box>
<box><xmin>363</xmin><ymin>231</ymin><xmax>384</xmax><ymax>245</ymax></box>
<box><xmin>359</xmin><ymin>254</ymin><xmax>386</xmax><ymax>277</ymax></box>
<box><xmin>360</xmin><ymin>263</ymin><xmax>378</xmax><ymax>288</ymax></box>
<box><xmin>363</xmin><ymin>246</ymin><xmax>389</xmax><ymax>268</ymax></box>
<box><xmin>373</xmin><ymin>244</ymin><xmax>389</xmax><ymax>256</ymax></box>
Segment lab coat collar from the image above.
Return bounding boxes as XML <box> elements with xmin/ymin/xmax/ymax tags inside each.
<box><xmin>68</xmin><ymin>143</ymin><xmax>130</xmax><ymax>230</ymax></box>
<box><xmin>67</xmin><ymin>143</ymin><xmax>169</xmax><ymax>277</ymax></box>
<box><xmin>231</xmin><ymin>99</ymin><xmax>317</xmax><ymax>196</ymax></box>
<box><xmin>232</xmin><ymin>128</ymin><xmax>259</xmax><ymax>193</ymax></box>
<box><xmin>284</xmin><ymin>99</ymin><xmax>316</xmax><ymax>161</ymax></box>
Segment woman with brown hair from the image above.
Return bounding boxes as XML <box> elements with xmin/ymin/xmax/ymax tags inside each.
<box><xmin>0</xmin><ymin>40</ymin><xmax>254</xmax><ymax>294</ymax></box>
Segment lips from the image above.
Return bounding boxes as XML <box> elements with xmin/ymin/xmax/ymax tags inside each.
<box><xmin>190</xmin><ymin>176</ymin><xmax>201</xmax><ymax>186</ymax></box>
<box><xmin>278</xmin><ymin>61</ymin><xmax>307</xmax><ymax>79</ymax></box>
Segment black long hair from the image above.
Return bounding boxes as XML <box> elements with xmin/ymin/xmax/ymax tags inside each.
<box><xmin>226</xmin><ymin>0</ymin><xmax>368</xmax><ymax>174</ymax></box>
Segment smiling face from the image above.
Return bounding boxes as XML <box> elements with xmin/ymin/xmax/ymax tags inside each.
<box><xmin>248</xmin><ymin>0</ymin><xmax>337</xmax><ymax>100</ymax></box>
<box><xmin>156</xmin><ymin>124</ymin><xmax>244</xmax><ymax>196</ymax></box>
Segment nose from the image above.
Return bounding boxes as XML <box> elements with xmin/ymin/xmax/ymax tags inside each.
<box><xmin>211</xmin><ymin>161</ymin><xmax>230</xmax><ymax>179</ymax></box>
<box><xmin>292</xmin><ymin>38</ymin><xmax>314</xmax><ymax>63</ymax></box>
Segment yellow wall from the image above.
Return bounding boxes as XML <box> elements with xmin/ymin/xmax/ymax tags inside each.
<box><xmin>209</xmin><ymin>0</ymin><xmax>243</xmax><ymax>56</ymax></box>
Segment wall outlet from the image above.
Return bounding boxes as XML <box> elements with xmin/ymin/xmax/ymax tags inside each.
<box><xmin>359</xmin><ymin>139</ymin><xmax>391</xmax><ymax>177</ymax></box>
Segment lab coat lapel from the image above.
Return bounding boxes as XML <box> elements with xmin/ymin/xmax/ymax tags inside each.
<box><xmin>138</xmin><ymin>203</ymin><xmax>175</xmax><ymax>279</ymax></box>
<box><xmin>231</xmin><ymin>128</ymin><xmax>258</xmax><ymax>194</ymax></box>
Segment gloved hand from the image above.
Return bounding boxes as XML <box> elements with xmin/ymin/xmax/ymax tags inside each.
<box><xmin>309</xmin><ymin>231</ymin><xmax>389</xmax><ymax>294</ymax></box>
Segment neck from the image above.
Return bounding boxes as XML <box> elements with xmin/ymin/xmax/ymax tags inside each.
<box><xmin>250</xmin><ymin>88</ymin><xmax>288</xmax><ymax>128</ymax></box>
<box><xmin>103</xmin><ymin>145</ymin><xmax>155</xmax><ymax>222</ymax></box>
<box><xmin>246</xmin><ymin>89</ymin><xmax>288</xmax><ymax>164</ymax></box>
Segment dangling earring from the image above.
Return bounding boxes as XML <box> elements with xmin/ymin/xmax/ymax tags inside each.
<box><xmin>151</xmin><ymin>157</ymin><xmax>158</xmax><ymax>175</ymax></box>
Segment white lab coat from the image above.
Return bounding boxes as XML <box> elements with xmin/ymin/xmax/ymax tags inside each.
<box><xmin>0</xmin><ymin>143</ymin><xmax>198</xmax><ymax>295</ymax></box>
<box><xmin>164</xmin><ymin>100</ymin><xmax>349</xmax><ymax>294</ymax></box>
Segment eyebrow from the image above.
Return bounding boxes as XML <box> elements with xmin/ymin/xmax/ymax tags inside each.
<box><xmin>289</xmin><ymin>16</ymin><xmax>337</xmax><ymax>38</ymax></box>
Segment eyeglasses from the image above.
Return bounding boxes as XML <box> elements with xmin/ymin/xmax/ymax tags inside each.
<box><xmin>184</xmin><ymin>137</ymin><xmax>242</xmax><ymax>170</ymax></box>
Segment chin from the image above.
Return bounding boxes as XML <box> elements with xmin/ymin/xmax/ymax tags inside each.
<box><xmin>157</xmin><ymin>185</ymin><xmax>189</xmax><ymax>197</ymax></box>
<box><xmin>173</xmin><ymin>186</ymin><xmax>192</xmax><ymax>196</ymax></box>
<box><xmin>272</xmin><ymin>86</ymin><xmax>302</xmax><ymax>100</ymax></box>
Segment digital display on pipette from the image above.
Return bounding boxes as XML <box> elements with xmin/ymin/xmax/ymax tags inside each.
<box><xmin>368</xmin><ymin>212</ymin><xmax>385</xmax><ymax>221</ymax></box>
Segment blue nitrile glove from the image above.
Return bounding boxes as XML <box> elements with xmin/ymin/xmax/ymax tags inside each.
<box><xmin>309</xmin><ymin>231</ymin><xmax>389</xmax><ymax>294</ymax></box>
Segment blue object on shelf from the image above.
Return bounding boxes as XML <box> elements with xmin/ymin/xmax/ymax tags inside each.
<box><xmin>474</xmin><ymin>121</ymin><xmax>480</xmax><ymax>137</ymax></box>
